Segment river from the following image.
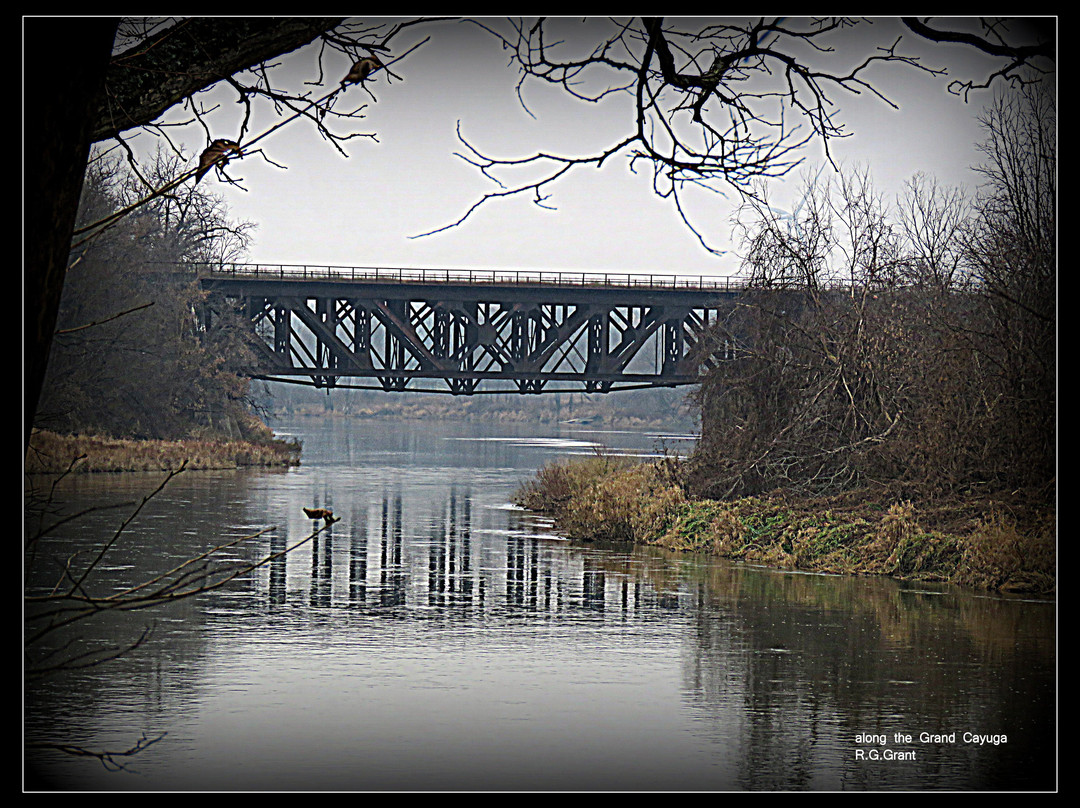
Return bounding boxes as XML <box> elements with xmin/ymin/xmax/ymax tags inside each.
<box><xmin>24</xmin><ymin>416</ymin><xmax>1056</xmax><ymax>791</ymax></box>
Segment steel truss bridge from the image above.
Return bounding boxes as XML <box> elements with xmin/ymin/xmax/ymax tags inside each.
<box><xmin>194</xmin><ymin>263</ymin><xmax>745</xmax><ymax>394</ymax></box>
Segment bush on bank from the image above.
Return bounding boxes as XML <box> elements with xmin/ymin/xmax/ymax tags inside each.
<box><xmin>515</xmin><ymin>456</ymin><xmax>1055</xmax><ymax>595</ymax></box>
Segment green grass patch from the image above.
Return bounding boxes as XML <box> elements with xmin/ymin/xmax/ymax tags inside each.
<box><xmin>515</xmin><ymin>455</ymin><xmax>1055</xmax><ymax>595</ymax></box>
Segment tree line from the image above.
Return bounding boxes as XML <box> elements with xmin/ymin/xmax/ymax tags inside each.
<box><xmin>686</xmin><ymin>82</ymin><xmax>1055</xmax><ymax>503</ymax></box>
<box><xmin>25</xmin><ymin>18</ymin><xmax>1053</xmax><ymax>452</ymax></box>
<box><xmin>34</xmin><ymin>149</ymin><xmax>270</xmax><ymax>443</ymax></box>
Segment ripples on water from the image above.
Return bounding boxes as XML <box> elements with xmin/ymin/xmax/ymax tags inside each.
<box><xmin>24</xmin><ymin>419</ymin><xmax>1055</xmax><ymax>791</ymax></box>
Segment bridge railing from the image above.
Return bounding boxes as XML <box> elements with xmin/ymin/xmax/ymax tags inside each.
<box><xmin>189</xmin><ymin>262</ymin><xmax>750</xmax><ymax>292</ymax></box>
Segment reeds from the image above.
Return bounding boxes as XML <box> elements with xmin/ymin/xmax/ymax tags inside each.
<box><xmin>25</xmin><ymin>430</ymin><xmax>301</xmax><ymax>474</ymax></box>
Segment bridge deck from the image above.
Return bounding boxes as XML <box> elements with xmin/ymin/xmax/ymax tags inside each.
<box><xmin>194</xmin><ymin>262</ymin><xmax>749</xmax><ymax>293</ymax></box>
<box><xmin>191</xmin><ymin>262</ymin><xmax>740</xmax><ymax>395</ymax></box>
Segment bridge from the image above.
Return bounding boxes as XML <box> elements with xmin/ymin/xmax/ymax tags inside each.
<box><xmin>193</xmin><ymin>263</ymin><xmax>745</xmax><ymax>395</ymax></box>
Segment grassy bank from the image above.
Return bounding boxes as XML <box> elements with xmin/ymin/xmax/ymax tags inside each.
<box><xmin>514</xmin><ymin>455</ymin><xmax>1056</xmax><ymax>596</ymax></box>
<box><xmin>25</xmin><ymin>430</ymin><xmax>302</xmax><ymax>474</ymax></box>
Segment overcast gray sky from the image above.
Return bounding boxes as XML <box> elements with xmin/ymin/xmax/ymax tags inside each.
<box><xmin>132</xmin><ymin>17</ymin><xmax>1048</xmax><ymax>278</ymax></box>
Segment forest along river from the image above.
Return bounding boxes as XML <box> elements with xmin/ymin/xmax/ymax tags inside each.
<box><xmin>25</xmin><ymin>417</ymin><xmax>1055</xmax><ymax>791</ymax></box>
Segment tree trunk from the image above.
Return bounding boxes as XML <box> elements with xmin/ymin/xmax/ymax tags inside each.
<box><xmin>24</xmin><ymin>18</ymin><xmax>118</xmax><ymax>451</ymax></box>
<box><xmin>92</xmin><ymin>18</ymin><xmax>344</xmax><ymax>143</ymax></box>
<box><xmin>24</xmin><ymin>17</ymin><xmax>346</xmax><ymax>451</ymax></box>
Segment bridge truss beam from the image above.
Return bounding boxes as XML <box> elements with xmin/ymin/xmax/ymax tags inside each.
<box><xmin>201</xmin><ymin>274</ymin><xmax>735</xmax><ymax>395</ymax></box>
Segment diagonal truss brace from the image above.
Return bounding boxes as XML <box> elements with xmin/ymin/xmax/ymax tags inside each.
<box><xmin>209</xmin><ymin>281</ymin><xmax>734</xmax><ymax>394</ymax></box>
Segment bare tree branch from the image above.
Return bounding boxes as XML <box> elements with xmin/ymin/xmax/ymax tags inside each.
<box><xmin>93</xmin><ymin>18</ymin><xmax>346</xmax><ymax>143</ymax></box>
<box><xmin>901</xmin><ymin>17</ymin><xmax>1053</xmax><ymax>62</ymax></box>
<box><xmin>901</xmin><ymin>17</ymin><xmax>1055</xmax><ymax>100</ymax></box>
<box><xmin>54</xmin><ymin>302</ymin><xmax>155</xmax><ymax>336</ymax></box>
<box><xmin>419</xmin><ymin>17</ymin><xmax>954</xmax><ymax>241</ymax></box>
<box><xmin>26</xmin><ymin>732</ymin><xmax>167</xmax><ymax>772</ymax></box>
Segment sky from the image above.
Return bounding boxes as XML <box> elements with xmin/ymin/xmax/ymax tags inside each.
<box><xmin>120</xmin><ymin>16</ymin><xmax>1052</xmax><ymax>279</ymax></box>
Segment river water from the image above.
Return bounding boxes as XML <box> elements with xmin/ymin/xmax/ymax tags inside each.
<box><xmin>24</xmin><ymin>416</ymin><xmax>1056</xmax><ymax>792</ymax></box>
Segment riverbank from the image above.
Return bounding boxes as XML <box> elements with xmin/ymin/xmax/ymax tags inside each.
<box><xmin>24</xmin><ymin>429</ymin><xmax>302</xmax><ymax>474</ymax></box>
<box><xmin>514</xmin><ymin>455</ymin><xmax>1056</xmax><ymax>596</ymax></box>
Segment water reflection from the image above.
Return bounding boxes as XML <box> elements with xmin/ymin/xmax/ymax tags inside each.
<box><xmin>261</xmin><ymin>481</ymin><xmax>720</xmax><ymax>625</ymax></box>
<box><xmin>241</xmin><ymin>492</ymin><xmax>1054</xmax><ymax>791</ymax></box>
<box><xmin>24</xmin><ymin>419</ymin><xmax>1055</xmax><ymax>792</ymax></box>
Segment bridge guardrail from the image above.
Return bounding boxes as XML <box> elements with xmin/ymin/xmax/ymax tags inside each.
<box><xmin>185</xmin><ymin>262</ymin><xmax>750</xmax><ymax>292</ymax></box>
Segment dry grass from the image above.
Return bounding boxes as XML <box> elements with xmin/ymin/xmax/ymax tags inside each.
<box><xmin>515</xmin><ymin>456</ymin><xmax>1056</xmax><ymax>596</ymax></box>
<box><xmin>515</xmin><ymin>454</ymin><xmax>678</xmax><ymax>542</ymax></box>
<box><xmin>25</xmin><ymin>430</ymin><xmax>301</xmax><ymax>474</ymax></box>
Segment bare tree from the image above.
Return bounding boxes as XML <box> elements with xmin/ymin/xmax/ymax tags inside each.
<box><xmin>896</xmin><ymin>172</ymin><xmax>973</xmax><ymax>290</ymax></box>
<box><xmin>24</xmin><ymin>16</ymin><xmax>440</xmax><ymax>451</ymax></box>
<box><xmin>23</xmin><ymin>16</ymin><xmax>1055</xmax><ymax>450</ymax></box>
<box><xmin>689</xmin><ymin>78</ymin><xmax>1055</xmax><ymax>501</ymax></box>
<box><xmin>420</xmin><ymin>16</ymin><xmax>1054</xmax><ymax>252</ymax></box>
<box><xmin>689</xmin><ymin>167</ymin><xmax>905</xmax><ymax>497</ymax></box>
<box><xmin>961</xmin><ymin>80</ymin><xmax>1056</xmax><ymax>490</ymax></box>
<box><xmin>38</xmin><ymin>149</ymin><xmax>262</xmax><ymax>441</ymax></box>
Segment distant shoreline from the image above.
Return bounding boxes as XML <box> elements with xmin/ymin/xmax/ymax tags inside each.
<box><xmin>272</xmin><ymin>405</ymin><xmax>697</xmax><ymax>431</ymax></box>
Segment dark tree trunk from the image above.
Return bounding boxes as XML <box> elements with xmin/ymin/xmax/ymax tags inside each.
<box><xmin>24</xmin><ymin>17</ymin><xmax>345</xmax><ymax>451</ymax></box>
<box><xmin>24</xmin><ymin>18</ymin><xmax>118</xmax><ymax>451</ymax></box>
<box><xmin>92</xmin><ymin>18</ymin><xmax>344</xmax><ymax>143</ymax></box>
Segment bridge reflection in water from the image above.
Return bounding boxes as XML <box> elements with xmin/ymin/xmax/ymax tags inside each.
<box><xmin>266</xmin><ymin>485</ymin><xmax>686</xmax><ymax>619</ymax></box>
<box><xmin>193</xmin><ymin>262</ymin><xmax>744</xmax><ymax>394</ymax></box>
